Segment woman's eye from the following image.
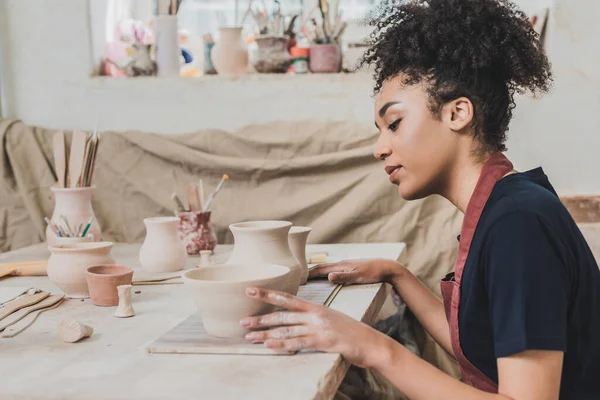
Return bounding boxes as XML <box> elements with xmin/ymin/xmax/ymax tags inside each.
<box><xmin>388</xmin><ymin>118</ymin><xmax>401</xmax><ymax>132</ymax></box>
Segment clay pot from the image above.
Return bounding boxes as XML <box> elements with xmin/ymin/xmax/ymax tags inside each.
<box><xmin>309</xmin><ymin>43</ymin><xmax>342</xmax><ymax>73</ymax></box>
<box><xmin>253</xmin><ymin>35</ymin><xmax>292</xmax><ymax>73</ymax></box>
<box><xmin>211</xmin><ymin>27</ymin><xmax>249</xmax><ymax>75</ymax></box>
<box><xmin>46</xmin><ymin>187</ymin><xmax>101</xmax><ymax>246</ymax></box>
<box><xmin>288</xmin><ymin>226</ymin><xmax>312</xmax><ymax>285</ymax></box>
<box><xmin>227</xmin><ymin>221</ymin><xmax>302</xmax><ymax>295</ymax></box>
<box><xmin>140</xmin><ymin>217</ymin><xmax>188</xmax><ymax>272</ymax></box>
<box><xmin>47</xmin><ymin>242</ymin><xmax>115</xmax><ymax>298</ymax></box>
<box><xmin>177</xmin><ymin>211</ymin><xmax>217</xmax><ymax>255</ymax></box>
<box><xmin>182</xmin><ymin>263</ymin><xmax>290</xmax><ymax>338</ymax></box>
<box><xmin>86</xmin><ymin>265</ymin><xmax>134</xmax><ymax>307</ymax></box>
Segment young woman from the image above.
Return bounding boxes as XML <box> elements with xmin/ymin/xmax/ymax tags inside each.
<box><xmin>240</xmin><ymin>0</ymin><xmax>600</xmax><ymax>398</ymax></box>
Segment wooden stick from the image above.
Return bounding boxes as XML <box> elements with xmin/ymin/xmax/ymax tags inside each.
<box><xmin>187</xmin><ymin>184</ymin><xmax>202</xmax><ymax>211</ymax></box>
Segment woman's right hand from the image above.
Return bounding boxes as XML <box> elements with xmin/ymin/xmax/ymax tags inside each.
<box><xmin>308</xmin><ymin>258</ymin><xmax>406</xmax><ymax>285</ymax></box>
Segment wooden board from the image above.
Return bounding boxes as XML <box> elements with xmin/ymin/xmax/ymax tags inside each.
<box><xmin>146</xmin><ymin>280</ymin><xmax>341</xmax><ymax>355</ymax></box>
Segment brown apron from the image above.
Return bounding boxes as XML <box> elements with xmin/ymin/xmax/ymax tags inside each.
<box><xmin>440</xmin><ymin>152</ymin><xmax>513</xmax><ymax>392</ymax></box>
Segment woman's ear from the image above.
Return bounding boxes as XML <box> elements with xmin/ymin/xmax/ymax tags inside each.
<box><xmin>443</xmin><ymin>97</ymin><xmax>474</xmax><ymax>132</ymax></box>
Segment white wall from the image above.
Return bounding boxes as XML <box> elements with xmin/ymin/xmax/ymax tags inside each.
<box><xmin>0</xmin><ymin>0</ymin><xmax>598</xmax><ymax>195</ymax></box>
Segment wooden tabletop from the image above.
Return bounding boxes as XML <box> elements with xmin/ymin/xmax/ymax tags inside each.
<box><xmin>0</xmin><ymin>242</ymin><xmax>405</xmax><ymax>400</ymax></box>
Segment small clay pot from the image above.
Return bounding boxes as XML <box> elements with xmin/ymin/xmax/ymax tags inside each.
<box><xmin>86</xmin><ymin>265</ymin><xmax>134</xmax><ymax>307</ymax></box>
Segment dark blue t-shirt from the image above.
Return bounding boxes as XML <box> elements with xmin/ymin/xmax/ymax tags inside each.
<box><xmin>459</xmin><ymin>167</ymin><xmax>600</xmax><ymax>399</ymax></box>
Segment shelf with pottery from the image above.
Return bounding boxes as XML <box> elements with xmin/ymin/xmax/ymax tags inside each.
<box><xmin>89</xmin><ymin>70</ymin><xmax>372</xmax><ymax>85</ymax></box>
<box><xmin>0</xmin><ymin>240</ymin><xmax>404</xmax><ymax>399</ymax></box>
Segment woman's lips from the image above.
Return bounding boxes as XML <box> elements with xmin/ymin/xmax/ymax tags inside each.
<box><xmin>388</xmin><ymin>167</ymin><xmax>401</xmax><ymax>183</ymax></box>
<box><xmin>385</xmin><ymin>165</ymin><xmax>402</xmax><ymax>184</ymax></box>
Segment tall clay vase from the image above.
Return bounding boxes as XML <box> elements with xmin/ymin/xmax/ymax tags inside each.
<box><xmin>227</xmin><ymin>221</ymin><xmax>301</xmax><ymax>295</ymax></box>
<box><xmin>47</xmin><ymin>242</ymin><xmax>115</xmax><ymax>299</ymax></box>
<box><xmin>211</xmin><ymin>27</ymin><xmax>249</xmax><ymax>75</ymax></box>
<box><xmin>46</xmin><ymin>187</ymin><xmax>101</xmax><ymax>246</ymax></box>
<box><xmin>288</xmin><ymin>226</ymin><xmax>311</xmax><ymax>285</ymax></box>
<box><xmin>139</xmin><ymin>217</ymin><xmax>188</xmax><ymax>272</ymax></box>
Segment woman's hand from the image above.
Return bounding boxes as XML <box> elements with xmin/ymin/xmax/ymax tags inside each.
<box><xmin>240</xmin><ymin>287</ymin><xmax>391</xmax><ymax>368</ymax></box>
<box><xmin>308</xmin><ymin>258</ymin><xmax>405</xmax><ymax>285</ymax></box>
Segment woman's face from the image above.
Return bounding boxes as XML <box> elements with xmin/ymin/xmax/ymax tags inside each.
<box><xmin>373</xmin><ymin>76</ymin><xmax>464</xmax><ymax>200</ymax></box>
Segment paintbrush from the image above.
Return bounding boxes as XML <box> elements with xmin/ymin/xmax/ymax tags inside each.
<box><xmin>80</xmin><ymin>216</ymin><xmax>94</xmax><ymax>238</ymax></box>
<box><xmin>171</xmin><ymin>193</ymin><xmax>186</xmax><ymax>212</ymax></box>
<box><xmin>202</xmin><ymin>174</ymin><xmax>229</xmax><ymax>212</ymax></box>
<box><xmin>59</xmin><ymin>216</ymin><xmax>75</xmax><ymax>237</ymax></box>
<box><xmin>44</xmin><ymin>217</ymin><xmax>63</xmax><ymax>237</ymax></box>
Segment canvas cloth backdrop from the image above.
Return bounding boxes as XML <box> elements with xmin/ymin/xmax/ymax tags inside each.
<box><xmin>0</xmin><ymin>118</ymin><xmax>462</xmax><ymax>380</ymax></box>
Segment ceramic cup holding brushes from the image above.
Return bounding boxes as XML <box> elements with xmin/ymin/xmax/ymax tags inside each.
<box><xmin>174</xmin><ymin>174</ymin><xmax>228</xmax><ymax>255</ymax></box>
<box><xmin>46</xmin><ymin>129</ymin><xmax>102</xmax><ymax>246</ymax></box>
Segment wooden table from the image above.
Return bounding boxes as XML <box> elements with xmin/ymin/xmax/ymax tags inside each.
<box><xmin>0</xmin><ymin>242</ymin><xmax>404</xmax><ymax>400</ymax></box>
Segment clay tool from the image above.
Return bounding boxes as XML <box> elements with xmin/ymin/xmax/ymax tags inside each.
<box><xmin>171</xmin><ymin>193</ymin><xmax>186</xmax><ymax>212</ymax></box>
<box><xmin>59</xmin><ymin>318</ymin><xmax>93</xmax><ymax>343</ymax></box>
<box><xmin>0</xmin><ymin>294</ymin><xmax>64</xmax><ymax>332</ymax></box>
<box><xmin>86</xmin><ymin>127</ymin><xmax>100</xmax><ymax>186</ymax></box>
<box><xmin>53</xmin><ymin>131</ymin><xmax>67</xmax><ymax>188</ymax></box>
<box><xmin>2</xmin><ymin>296</ymin><xmax>65</xmax><ymax>338</ymax></box>
<box><xmin>202</xmin><ymin>174</ymin><xmax>229</xmax><ymax>212</ymax></box>
<box><xmin>68</xmin><ymin>130</ymin><xmax>88</xmax><ymax>188</ymax></box>
<box><xmin>0</xmin><ymin>292</ymin><xmax>50</xmax><ymax>322</ymax></box>
<box><xmin>187</xmin><ymin>184</ymin><xmax>202</xmax><ymax>211</ymax></box>
<box><xmin>0</xmin><ymin>261</ymin><xmax>48</xmax><ymax>279</ymax></box>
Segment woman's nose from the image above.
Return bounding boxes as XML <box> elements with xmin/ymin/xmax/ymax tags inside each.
<box><xmin>374</xmin><ymin>134</ymin><xmax>392</xmax><ymax>161</ymax></box>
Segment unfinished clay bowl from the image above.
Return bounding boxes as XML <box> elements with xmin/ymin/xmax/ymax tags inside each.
<box><xmin>47</xmin><ymin>242</ymin><xmax>115</xmax><ymax>299</ymax></box>
<box><xmin>182</xmin><ymin>263</ymin><xmax>290</xmax><ymax>338</ymax></box>
<box><xmin>85</xmin><ymin>265</ymin><xmax>134</xmax><ymax>306</ymax></box>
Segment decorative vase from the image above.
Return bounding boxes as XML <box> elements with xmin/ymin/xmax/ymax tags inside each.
<box><xmin>46</xmin><ymin>187</ymin><xmax>101</xmax><ymax>246</ymax></box>
<box><xmin>47</xmin><ymin>242</ymin><xmax>115</xmax><ymax>299</ymax></box>
<box><xmin>227</xmin><ymin>220</ymin><xmax>301</xmax><ymax>295</ymax></box>
<box><xmin>288</xmin><ymin>226</ymin><xmax>312</xmax><ymax>285</ymax></box>
<box><xmin>211</xmin><ymin>27</ymin><xmax>249</xmax><ymax>75</ymax></box>
<box><xmin>177</xmin><ymin>211</ymin><xmax>217</xmax><ymax>255</ymax></box>
<box><xmin>139</xmin><ymin>217</ymin><xmax>188</xmax><ymax>272</ymax></box>
<box><xmin>309</xmin><ymin>43</ymin><xmax>342</xmax><ymax>73</ymax></box>
<box><xmin>253</xmin><ymin>35</ymin><xmax>292</xmax><ymax>73</ymax></box>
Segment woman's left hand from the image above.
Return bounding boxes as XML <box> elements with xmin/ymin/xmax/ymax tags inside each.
<box><xmin>240</xmin><ymin>287</ymin><xmax>387</xmax><ymax>368</ymax></box>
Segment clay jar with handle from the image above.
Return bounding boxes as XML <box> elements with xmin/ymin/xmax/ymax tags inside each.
<box><xmin>210</xmin><ymin>27</ymin><xmax>249</xmax><ymax>75</ymax></box>
<box><xmin>227</xmin><ymin>220</ymin><xmax>301</xmax><ymax>295</ymax></box>
<box><xmin>288</xmin><ymin>226</ymin><xmax>312</xmax><ymax>285</ymax></box>
<box><xmin>139</xmin><ymin>217</ymin><xmax>188</xmax><ymax>272</ymax></box>
<box><xmin>47</xmin><ymin>242</ymin><xmax>115</xmax><ymax>299</ymax></box>
<box><xmin>46</xmin><ymin>186</ymin><xmax>102</xmax><ymax>246</ymax></box>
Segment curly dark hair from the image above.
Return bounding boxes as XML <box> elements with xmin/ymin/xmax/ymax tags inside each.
<box><xmin>359</xmin><ymin>0</ymin><xmax>553</xmax><ymax>153</ymax></box>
